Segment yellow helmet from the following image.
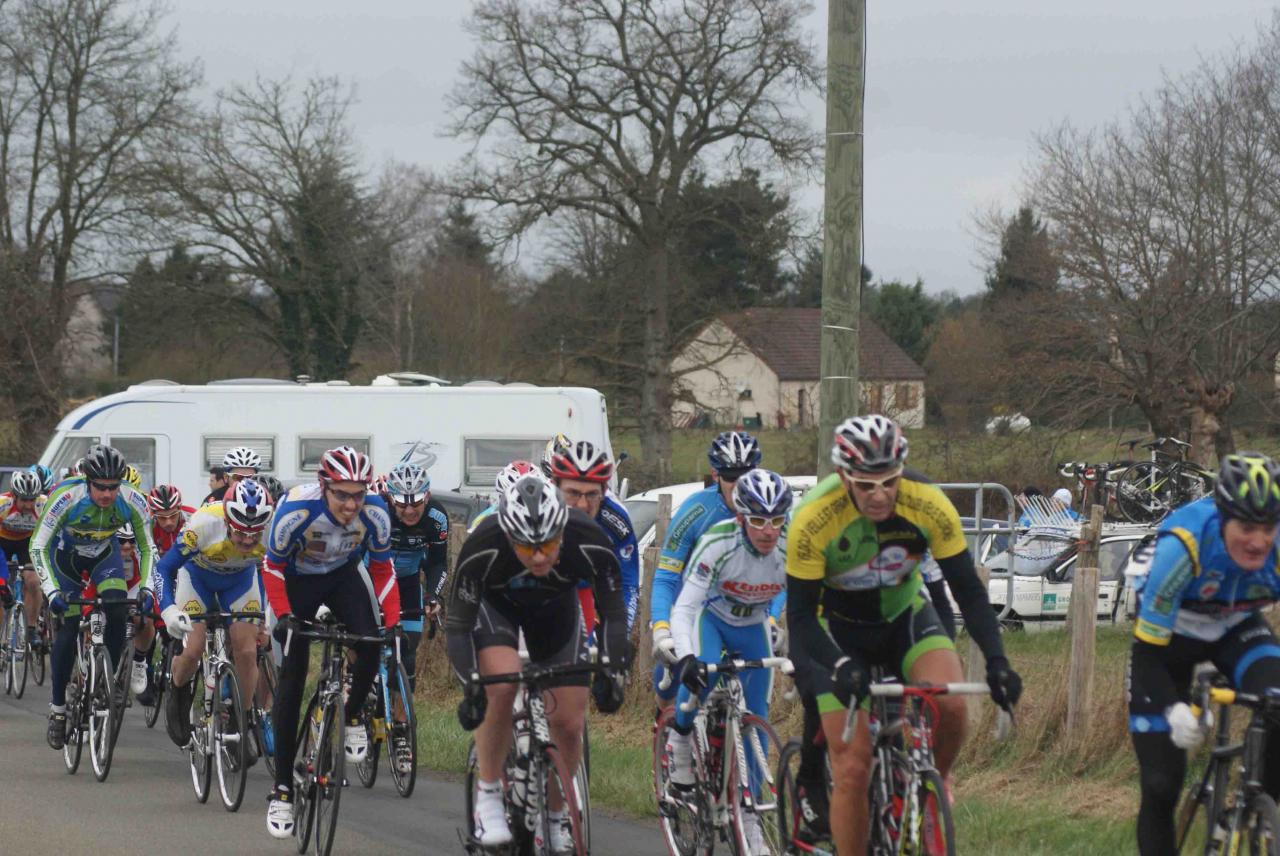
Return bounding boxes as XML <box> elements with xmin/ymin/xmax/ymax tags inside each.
<box><xmin>123</xmin><ymin>465</ymin><xmax>142</xmax><ymax>490</ymax></box>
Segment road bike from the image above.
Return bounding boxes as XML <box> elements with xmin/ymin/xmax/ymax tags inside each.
<box><xmin>62</xmin><ymin>594</ymin><xmax>142</xmax><ymax>782</ymax></box>
<box><xmin>1</xmin><ymin>572</ymin><xmax>31</xmax><ymax>698</ymax></box>
<box><xmin>252</xmin><ymin>634</ymin><xmax>280</xmax><ymax>778</ymax></box>
<box><xmin>183</xmin><ymin>609</ymin><xmax>263</xmax><ymax>812</ymax></box>
<box><xmin>354</xmin><ymin>619</ymin><xmax>417</xmax><ymax>797</ymax></box>
<box><xmin>654</xmin><ymin>656</ymin><xmax>793</xmax><ymax>856</ymax></box>
<box><xmin>1114</xmin><ymin>438</ymin><xmax>1214</xmax><ymax>525</ymax></box>
<box><xmin>140</xmin><ymin>628</ymin><xmax>179</xmax><ymax>729</ymax></box>
<box><xmin>1176</xmin><ymin>670</ymin><xmax>1280</xmax><ymax>854</ymax></box>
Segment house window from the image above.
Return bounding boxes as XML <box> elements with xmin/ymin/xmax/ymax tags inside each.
<box><xmin>864</xmin><ymin>385</ymin><xmax>884</xmax><ymax>412</ymax></box>
<box><xmin>896</xmin><ymin>383</ymin><xmax>918</xmax><ymax>410</ymax></box>
<box><xmin>299</xmin><ymin>437</ymin><xmax>369</xmax><ymax>472</ymax></box>
<box><xmin>204</xmin><ymin>437</ymin><xmax>275</xmax><ymax>472</ymax></box>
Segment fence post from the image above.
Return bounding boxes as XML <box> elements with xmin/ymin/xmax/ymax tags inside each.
<box><xmin>1065</xmin><ymin>505</ymin><xmax>1103</xmax><ymax>746</ymax></box>
<box><xmin>966</xmin><ymin>563</ymin><xmax>990</xmax><ymax>728</ymax></box>
<box><xmin>634</xmin><ymin>494</ymin><xmax>673</xmax><ymax>682</ymax></box>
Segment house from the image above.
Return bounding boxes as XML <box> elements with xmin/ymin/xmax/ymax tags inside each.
<box><xmin>671</xmin><ymin>308</ymin><xmax>927</xmax><ymax>429</ymax></box>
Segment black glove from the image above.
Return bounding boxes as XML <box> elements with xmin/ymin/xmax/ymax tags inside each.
<box><xmin>0</xmin><ymin>583</ymin><xmax>12</xmax><ymax>609</ymax></box>
<box><xmin>591</xmin><ymin>670</ymin><xmax>626</xmax><ymax>714</ymax></box>
<box><xmin>832</xmin><ymin>655</ymin><xmax>871</xmax><ymax>709</ymax></box>
<box><xmin>675</xmin><ymin>654</ymin><xmax>707</xmax><ymax>694</ymax></box>
<box><xmin>272</xmin><ymin>613</ymin><xmax>301</xmax><ymax>648</ymax></box>
<box><xmin>457</xmin><ymin>682</ymin><xmax>488</xmax><ymax>731</ymax></box>
<box><xmin>986</xmin><ymin>656</ymin><xmax>1023</xmax><ymax>710</ymax></box>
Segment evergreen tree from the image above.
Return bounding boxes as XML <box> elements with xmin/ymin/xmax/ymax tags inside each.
<box><xmin>985</xmin><ymin>206</ymin><xmax>1059</xmax><ymax>299</ymax></box>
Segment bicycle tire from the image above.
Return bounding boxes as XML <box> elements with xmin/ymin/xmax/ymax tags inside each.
<box><xmin>214</xmin><ymin>664</ymin><xmax>248</xmax><ymax>812</ymax></box>
<box><xmin>255</xmin><ymin>647</ymin><xmax>279</xmax><ymax>779</ymax></box>
<box><xmin>388</xmin><ymin>660</ymin><xmax>417</xmax><ymax>798</ymax></box>
<box><xmin>912</xmin><ymin>769</ymin><xmax>955</xmax><ymax>856</ymax></box>
<box><xmin>0</xmin><ymin>613</ymin><xmax>11</xmax><ymax>696</ymax></box>
<box><xmin>653</xmin><ymin>708</ymin><xmax>712</xmax><ymax>856</ymax></box>
<box><xmin>1238</xmin><ymin>792</ymin><xmax>1280</xmax><ymax>856</ymax></box>
<box><xmin>775</xmin><ymin>737</ymin><xmax>804</xmax><ymax>854</ymax></box>
<box><xmin>355</xmin><ymin>673</ymin><xmax>381</xmax><ymax>788</ymax></box>
<box><xmin>63</xmin><ymin>661</ymin><xmax>86</xmax><ymax>775</ymax></box>
<box><xmin>313</xmin><ymin>702</ymin><xmax>345</xmax><ymax>856</ymax></box>
<box><xmin>734</xmin><ymin>713</ymin><xmax>784</xmax><ymax>855</ymax></box>
<box><xmin>1175</xmin><ymin>752</ymin><xmax>1229</xmax><ymax>854</ymax></box>
<box><xmin>32</xmin><ymin>605</ymin><xmax>49</xmax><ymax>686</ymax></box>
<box><xmin>144</xmin><ymin>639</ymin><xmax>171</xmax><ymax>728</ymax></box>
<box><xmin>9</xmin><ymin>610</ymin><xmax>27</xmax><ymax>698</ymax></box>
<box><xmin>89</xmin><ymin>647</ymin><xmax>118</xmax><ymax>782</ymax></box>
<box><xmin>188</xmin><ymin>663</ymin><xmax>213</xmax><ymax>803</ymax></box>
<box><xmin>294</xmin><ymin>696</ymin><xmax>321</xmax><ymax>855</ymax></box>
<box><xmin>1116</xmin><ymin>462</ymin><xmax>1172</xmax><ymax>524</ymax></box>
<box><xmin>535</xmin><ymin>744</ymin><xmax>585</xmax><ymax>856</ymax></box>
<box><xmin>109</xmin><ymin>644</ymin><xmax>129</xmax><ymax>750</ymax></box>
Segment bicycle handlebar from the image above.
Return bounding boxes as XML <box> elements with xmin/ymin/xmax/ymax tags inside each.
<box><xmin>184</xmin><ymin>610</ymin><xmax>265</xmax><ymax>625</ymax></box>
<box><xmin>869</xmin><ymin>681</ymin><xmax>991</xmax><ymax>698</ymax></box>
<box><xmin>674</xmin><ymin>657</ymin><xmax>794</xmax><ymax>712</ymax></box>
<box><xmin>282</xmin><ymin>617</ymin><xmax>387</xmax><ymax>657</ymax></box>
<box><xmin>466</xmin><ymin>658</ymin><xmax>616</xmax><ymax>690</ymax></box>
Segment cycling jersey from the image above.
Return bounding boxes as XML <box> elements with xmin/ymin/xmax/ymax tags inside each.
<box><xmin>443</xmin><ymin>509</ymin><xmax>627</xmax><ymax>681</ymax></box>
<box><xmin>0</xmin><ymin>491</ymin><xmax>45</xmax><ymax>540</ymax></box>
<box><xmin>155</xmin><ymin>504</ymin><xmax>268</xmax><ymax>612</ymax></box>
<box><xmin>32</xmin><ymin>476</ymin><xmax>154</xmax><ymax>598</ymax></box>
<box><xmin>150</xmin><ymin>505</ymin><xmax>195</xmax><ymax>556</ymax></box>
<box><xmin>650</xmin><ymin>484</ymin><xmax>735</xmax><ymax>628</ymax></box>
<box><xmin>1131</xmin><ymin>497</ymin><xmax>1280</xmax><ymax>646</ymax></box>
<box><xmin>388</xmin><ymin>499</ymin><xmax>449</xmax><ymax>591</ymax></box>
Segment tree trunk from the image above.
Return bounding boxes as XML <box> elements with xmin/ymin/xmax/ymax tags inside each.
<box><xmin>639</xmin><ymin>239</ymin><xmax>673</xmax><ymax>484</ymax></box>
<box><xmin>1185</xmin><ymin>378</ymin><xmax>1234</xmax><ymax>467</ymax></box>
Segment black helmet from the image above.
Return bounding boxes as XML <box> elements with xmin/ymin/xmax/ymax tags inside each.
<box><xmin>80</xmin><ymin>444</ymin><xmax>128</xmax><ymax>481</ymax></box>
<box><xmin>1214</xmin><ymin>452</ymin><xmax>1280</xmax><ymax>525</ymax></box>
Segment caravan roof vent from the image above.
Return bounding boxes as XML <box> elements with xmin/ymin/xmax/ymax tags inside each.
<box><xmin>134</xmin><ymin>379</ymin><xmax>179</xmax><ymax>386</ymax></box>
<box><xmin>326</xmin><ymin>380</ymin><xmax>350</xmax><ymax>386</ymax></box>
<box><xmin>371</xmin><ymin>372</ymin><xmax>451</xmax><ymax>387</ymax></box>
<box><xmin>504</xmin><ymin>382</ymin><xmax>536</xmax><ymax>388</ymax></box>
<box><xmin>462</xmin><ymin>380</ymin><xmax>501</xmax><ymax>387</ymax></box>
<box><xmin>207</xmin><ymin>378</ymin><xmax>297</xmax><ymax>386</ymax></box>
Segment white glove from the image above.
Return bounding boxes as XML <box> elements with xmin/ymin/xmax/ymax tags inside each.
<box><xmin>651</xmin><ymin>627</ymin><xmax>677</xmax><ymax>664</ymax></box>
<box><xmin>1167</xmin><ymin>702</ymin><xmax>1210</xmax><ymax>750</ymax></box>
<box><xmin>768</xmin><ymin>619</ymin><xmax>787</xmax><ymax>656</ymax></box>
<box><xmin>162</xmin><ymin>605</ymin><xmax>192</xmax><ymax>640</ymax></box>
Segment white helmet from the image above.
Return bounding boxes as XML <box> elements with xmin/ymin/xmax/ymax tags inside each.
<box><xmin>497</xmin><ymin>475</ymin><xmax>568</xmax><ymax>545</ymax></box>
<box><xmin>222</xmin><ymin>446</ymin><xmax>262</xmax><ymax>471</ymax></box>
<box><xmin>223</xmin><ymin>478</ymin><xmax>273</xmax><ymax>533</ymax></box>
<box><xmin>386</xmin><ymin>462</ymin><xmax>430</xmax><ymax>503</ymax></box>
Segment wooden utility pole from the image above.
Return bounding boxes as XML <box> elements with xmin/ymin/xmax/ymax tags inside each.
<box><xmin>817</xmin><ymin>0</ymin><xmax>865</xmax><ymax>477</ymax></box>
<box><xmin>1066</xmin><ymin>504</ymin><xmax>1104</xmax><ymax>746</ymax></box>
<box><xmin>635</xmin><ymin>494</ymin><xmax>674</xmax><ymax>681</ymax></box>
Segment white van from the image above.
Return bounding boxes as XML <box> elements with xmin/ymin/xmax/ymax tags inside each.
<box><xmin>38</xmin><ymin>375</ymin><xmax>614</xmax><ymax>503</ymax></box>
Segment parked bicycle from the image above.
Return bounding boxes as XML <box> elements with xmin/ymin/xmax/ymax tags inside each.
<box><xmin>1176</xmin><ymin>670</ymin><xmax>1280</xmax><ymax>854</ymax></box>
<box><xmin>354</xmin><ymin>616</ymin><xmax>418</xmax><ymax>797</ymax></box>
<box><xmin>1114</xmin><ymin>438</ymin><xmax>1214</xmax><ymax>525</ymax></box>
<box><xmin>461</xmin><ymin>658</ymin><xmax>610</xmax><ymax>855</ymax></box>
<box><xmin>654</xmin><ymin>656</ymin><xmax>793</xmax><ymax>856</ymax></box>
<box><xmin>182</xmin><ymin>609</ymin><xmax>263</xmax><ymax>813</ymax></box>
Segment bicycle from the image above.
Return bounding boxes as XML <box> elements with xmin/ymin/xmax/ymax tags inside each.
<box><xmin>32</xmin><ymin>585</ymin><xmax>52</xmax><ymax>686</ymax></box>
<box><xmin>776</xmin><ymin>720</ymin><xmax>833</xmax><ymax>856</ymax></box>
<box><xmin>2</xmin><ymin>573</ymin><xmax>31</xmax><ymax>698</ymax></box>
<box><xmin>354</xmin><ymin>617</ymin><xmax>418</xmax><ymax>797</ymax></box>
<box><xmin>62</xmin><ymin>594</ymin><xmax>141</xmax><ymax>782</ymax></box>
<box><xmin>1114</xmin><ymin>438</ymin><xmax>1214</xmax><ymax>525</ymax></box>
<box><xmin>461</xmin><ymin>658</ymin><xmax>611</xmax><ymax>856</ymax></box>
<box><xmin>1175</xmin><ymin>671</ymin><xmax>1280</xmax><ymax>854</ymax></box>
<box><xmin>182</xmin><ymin>609</ymin><xmax>263</xmax><ymax>813</ymax></box>
<box><xmin>141</xmin><ymin>629</ymin><xmax>179</xmax><ymax>729</ymax></box>
<box><xmin>252</xmin><ymin>634</ymin><xmax>280</xmax><ymax>779</ymax></box>
<box><xmin>654</xmin><ymin>656</ymin><xmax>793</xmax><ymax>856</ymax></box>
<box><xmin>284</xmin><ymin>614</ymin><xmax>386</xmax><ymax>856</ymax></box>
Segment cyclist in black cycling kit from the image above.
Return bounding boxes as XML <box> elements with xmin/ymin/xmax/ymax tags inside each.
<box><xmin>445</xmin><ymin>475</ymin><xmax>630</xmax><ymax>850</ymax></box>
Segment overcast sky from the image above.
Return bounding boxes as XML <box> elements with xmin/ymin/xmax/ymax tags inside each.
<box><xmin>165</xmin><ymin>0</ymin><xmax>1279</xmax><ymax>295</ymax></box>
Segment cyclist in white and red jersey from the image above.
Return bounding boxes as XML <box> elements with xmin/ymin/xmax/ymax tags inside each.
<box><xmin>147</xmin><ymin>484</ymin><xmax>195</xmax><ymax>556</ymax></box>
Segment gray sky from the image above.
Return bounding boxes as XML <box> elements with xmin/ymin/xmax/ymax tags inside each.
<box><xmin>166</xmin><ymin>0</ymin><xmax>1278</xmax><ymax>295</ymax></box>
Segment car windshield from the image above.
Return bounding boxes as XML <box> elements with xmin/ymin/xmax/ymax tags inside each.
<box><xmin>625</xmin><ymin>498</ymin><xmax>658</xmax><ymax>543</ymax></box>
<box><xmin>987</xmin><ymin>533</ymin><xmax>1077</xmax><ymax>577</ymax></box>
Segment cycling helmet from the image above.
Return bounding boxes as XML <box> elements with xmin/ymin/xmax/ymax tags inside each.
<box><xmin>831</xmin><ymin>414</ymin><xmax>908</xmax><ymax>475</ymax></box>
<box><xmin>1214</xmin><ymin>452</ymin><xmax>1280</xmax><ymax>525</ymax></box>
<box><xmin>317</xmin><ymin>445</ymin><xmax>373</xmax><ymax>484</ymax></box>
<box><xmin>123</xmin><ymin>465</ymin><xmax>143</xmax><ymax>490</ymax></box>
<box><xmin>372</xmin><ymin>474</ymin><xmax>389</xmax><ymax>497</ymax></box>
<box><xmin>29</xmin><ymin>464</ymin><xmax>53</xmax><ymax>493</ymax></box>
<box><xmin>540</xmin><ymin>433</ymin><xmax>573</xmax><ymax>477</ymax></box>
<box><xmin>549</xmin><ymin>441</ymin><xmax>613</xmax><ymax>484</ymax></box>
<box><xmin>386</xmin><ymin>462</ymin><xmax>430</xmax><ymax>503</ymax></box>
<box><xmin>222</xmin><ymin>446</ymin><xmax>262</xmax><ymax>472</ymax></box>
<box><xmin>708</xmin><ymin>431</ymin><xmax>762</xmax><ymax>475</ymax></box>
<box><xmin>10</xmin><ymin>471</ymin><xmax>41</xmax><ymax>500</ymax></box>
<box><xmin>147</xmin><ymin>484</ymin><xmax>183</xmax><ymax>513</ymax></box>
<box><xmin>257</xmin><ymin>475</ymin><xmax>286</xmax><ymax>503</ymax></box>
<box><xmin>224</xmin><ymin>479</ymin><xmax>274</xmax><ymax>533</ymax></box>
<box><xmin>732</xmin><ymin>469</ymin><xmax>794</xmax><ymax>517</ymax></box>
<box><xmin>497</xmin><ymin>475</ymin><xmax>568</xmax><ymax>546</ymax></box>
<box><xmin>80</xmin><ymin>445</ymin><xmax>127</xmax><ymax>481</ymax></box>
<box><xmin>116</xmin><ymin>522</ymin><xmax>136</xmax><ymax>543</ymax></box>
<box><xmin>494</xmin><ymin>460</ymin><xmax>540</xmax><ymax>503</ymax></box>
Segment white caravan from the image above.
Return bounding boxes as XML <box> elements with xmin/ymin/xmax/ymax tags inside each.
<box><xmin>37</xmin><ymin>375</ymin><xmax>614</xmax><ymax>503</ymax></box>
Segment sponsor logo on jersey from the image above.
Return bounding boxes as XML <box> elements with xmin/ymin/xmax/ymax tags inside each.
<box><xmin>620</xmin><ymin>544</ymin><xmax>635</xmax><ymax>560</ymax></box>
<box><xmin>271</xmin><ymin>509</ymin><xmax>310</xmax><ymax>553</ymax></box>
<box><xmin>183</xmin><ymin>599</ymin><xmax>203</xmax><ymax>615</ymax></box>
<box><xmin>1198</xmin><ymin>580</ymin><xmax>1221</xmax><ymax>600</ymax></box>
<box><xmin>182</xmin><ymin>529</ymin><xmax>199</xmax><ymax>551</ymax></box>
<box><xmin>366</xmin><ymin>504</ymin><xmax>392</xmax><ymax>547</ymax></box>
<box><xmin>721</xmin><ymin>580</ymin><xmax>784</xmax><ymax>600</ymax></box>
<box><xmin>665</xmin><ymin>505</ymin><xmax>705</xmax><ymax>551</ymax></box>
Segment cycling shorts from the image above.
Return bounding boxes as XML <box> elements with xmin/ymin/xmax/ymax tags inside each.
<box><xmin>0</xmin><ymin>536</ymin><xmax>30</xmax><ymax>568</ymax></box>
<box><xmin>473</xmin><ymin>590</ymin><xmax>591</xmax><ymax>688</ymax></box>
<box><xmin>175</xmin><ymin>564</ymin><xmax>263</xmax><ymax>619</ymax></box>
<box><xmin>817</xmin><ymin>593</ymin><xmax>954</xmax><ymax>714</ymax></box>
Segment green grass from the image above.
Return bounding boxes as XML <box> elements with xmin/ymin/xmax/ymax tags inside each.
<box><xmin>955</xmin><ymin>795</ymin><xmax>1137</xmax><ymax>854</ymax></box>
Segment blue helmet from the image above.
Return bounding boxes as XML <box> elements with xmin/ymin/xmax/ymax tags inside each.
<box><xmin>731</xmin><ymin>468</ymin><xmax>793</xmax><ymax>517</ymax></box>
<box><xmin>708</xmin><ymin>431</ymin><xmax>762</xmax><ymax>476</ymax></box>
<box><xmin>29</xmin><ymin>464</ymin><xmax>54</xmax><ymax>493</ymax></box>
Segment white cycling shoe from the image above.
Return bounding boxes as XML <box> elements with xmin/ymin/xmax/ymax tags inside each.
<box><xmin>266</xmin><ymin>787</ymin><xmax>294</xmax><ymax>839</ymax></box>
<box><xmin>473</xmin><ymin>786</ymin><xmax>513</xmax><ymax>846</ymax></box>
<box><xmin>742</xmin><ymin>811</ymin><xmax>767</xmax><ymax>856</ymax></box>
<box><xmin>344</xmin><ymin>719</ymin><xmax>368</xmax><ymax>762</ymax></box>
<box><xmin>536</xmin><ymin>811</ymin><xmax>572</xmax><ymax>853</ymax></box>
<box><xmin>130</xmin><ymin>659</ymin><xmax>148</xmax><ymax>695</ymax></box>
<box><xmin>667</xmin><ymin>731</ymin><xmax>695</xmax><ymax>788</ymax></box>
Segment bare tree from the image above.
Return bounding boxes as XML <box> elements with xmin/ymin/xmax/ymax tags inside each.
<box><xmin>447</xmin><ymin>0</ymin><xmax>821</xmax><ymax>480</ymax></box>
<box><xmin>0</xmin><ymin>0</ymin><xmax>197</xmax><ymax>455</ymax></box>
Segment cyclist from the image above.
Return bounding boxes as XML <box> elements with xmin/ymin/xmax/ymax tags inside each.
<box><xmin>467</xmin><ymin>460</ymin><xmax>541</xmax><ymax>533</ymax></box>
<box><xmin>548</xmin><ymin>439</ymin><xmax>641</xmax><ymax>630</ymax></box>
<box><xmin>446</xmin><ymin>475</ymin><xmax>629</xmax><ymax>849</ymax></box>
<box><xmin>261</xmin><ymin>446</ymin><xmax>400</xmax><ymax>839</ymax></box>
<box><xmin>666</xmin><ymin>468</ymin><xmax>792</xmax><ymax>853</ymax></box>
<box><xmin>147</xmin><ymin>484</ymin><xmax>195</xmax><ymax>556</ymax></box>
<box><xmin>0</xmin><ymin>470</ymin><xmax>46</xmax><ymax>650</ymax></box>
<box><xmin>384</xmin><ymin>461</ymin><xmax>450</xmax><ymax>681</ymax></box>
<box><xmin>786</xmin><ymin>415</ymin><xmax>1021</xmax><ymax>855</ymax></box>
<box><xmin>203</xmin><ymin>446</ymin><xmax>262</xmax><ymax>504</ymax></box>
<box><xmin>157</xmin><ymin>479</ymin><xmax>272</xmax><ymax>752</ymax></box>
<box><xmin>29</xmin><ymin>464</ymin><xmax>55</xmax><ymax>495</ymax></box>
<box><xmin>1128</xmin><ymin>452</ymin><xmax>1280</xmax><ymax>855</ymax></box>
<box><xmin>106</xmin><ymin>523</ymin><xmax>159</xmax><ymax>701</ymax></box>
<box><xmin>32</xmin><ymin>444</ymin><xmax>154</xmax><ymax>750</ymax></box>
<box><xmin>257</xmin><ymin>474</ymin><xmax>287</xmax><ymax>505</ymax></box>
<box><xmin>537</xmin><ymin>432</ymin><xmax>573</xmax><ymax>478</ymax></box>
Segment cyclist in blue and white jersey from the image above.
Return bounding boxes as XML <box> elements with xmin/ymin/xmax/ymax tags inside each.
<box><xmin>1128</xmin><ymin>452</ymin><xmax>1280</xmax><ymax>855</ymax></box>
<box><xmin>31</xmin><ymin>445</ymin><xmax>154</xmax><ymax>750</ymax></box>
<box><xmin>261</xmin><ymin>446</ymin><xmax>400</xmax><ymax>839</ymax></box>
<box><xmin>383</xmin><ymin>462</ymin><xmax>450</xmax><ymax>685</ymax></box>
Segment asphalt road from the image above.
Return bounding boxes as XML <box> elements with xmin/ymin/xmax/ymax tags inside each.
<box><xmin>0</xmin><ymin>677</ymin><xmax>663</xmax><ymax>855</ymax></box>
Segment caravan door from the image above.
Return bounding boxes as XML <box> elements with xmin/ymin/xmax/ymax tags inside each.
<box><xmin>107</xmin><ymin>434</ymin><xmax>170</xmax><ymax>492</ymax></box>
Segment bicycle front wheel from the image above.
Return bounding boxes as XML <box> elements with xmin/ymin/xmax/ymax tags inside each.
<box><xmin>653</xmin><ymin>708</ymin><xmax>710</xmax><ymax>856</ymax></box>
<box><xmin>388</xmin><ymin>661</ymin><xmax>417</xmax><ymax>798</ymax></box>
<box><xmin>1238</xmin><ymin>792</ymin><xmax>1280</xmax><ymax>855</ymax></box>
<box><xmin>728</xmin><ymin>713</ymin><xmax>784</xmax><ymax>856</ymax></box>
<box><xmin>775</xmin><ymin>737</ymin><xmax>806</xmax><ymax>854</ymax></box>
<box><xmin>313</xmin><ymin>702</ymin><xmax>345</xmax><ymax>856</ymax></box>
<box><xmin>214</xmin><ymin>664</ymin><xmax>248</xmax><ymax>812</ymax></box>
<box><xmin>188</xmin><ymin>665</ymin><xmax>213</xmax><ymax>803</ymax></box>
<box><xmin>255</xmin><ymin>647</ymin><xmax>279</xmax><ymax>779</ymax></box>
<box><xmin>143</xmin><ymin>638</ymin><xmax>169</xmax><ymax>728</ymax></box>
<box><xmin>89</xmin><ymin>647</ymin><xmax>119</xmax><ymax>782</ymax></box>
<box><xmin>63</xmin><ymin>660</ymin><xmax>86</xmax><ymax>774</ymax></box>
<box><xmin>536</xmin><ymin>744</ymin><xmax>585</xmax><ymax>856</ymax></box>
<box><xmin>10</xmin><ymin>610</ymin><xmax>28</xmax><ymax>698</ymax></box>
<box><xmin>1116</xmin><ymin>462</ymin><xmax>1169</xmax><ymax>524</ymax></box>
<box><xmin>293</xmin><ymin>696</ymin><xmax>321</xmax><ymax>855</ymax></box>
<box><xmin>901</xmin><ymin>769</ymin><xmax>955</xmax><ymax>856</ymax></box>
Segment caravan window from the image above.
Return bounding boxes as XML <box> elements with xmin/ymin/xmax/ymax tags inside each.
<box><xmin>112</xmin><ymin>437</ymin><xmax>156</xmax><ymax>492</ymax></box>
<box><xmin>299</xmin><ymin>438</ymin><xmax>371</xmax><ymax>472</ymax></box>
<box><xmin>464</xmin><ymin>438</ymin><xmax>548</xmax><ymax>488</ymax></box>
<box><xmin>204</xmin><ymin>437</ymin><xmax>275</xmax><ymax>472</ymax></box>
<box><xmin>49</xmin><ymin>436</ymin><xmax>99</xmax><ymax>477</ymax></box>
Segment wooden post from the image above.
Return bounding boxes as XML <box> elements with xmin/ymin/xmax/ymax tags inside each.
<box><xmin>1065</xmin><ymin>505</ymin><xmax>1103</xmax><ymax>635</ymax></box>
<box><xmin>1066</xmin><ymin>564</ymin><xmax>1099</xmax><ymax>746</ymax></box>
<box><xmin>634</xmin><ymin>494</ymin><xmax>673</xmax><ymax>681</ymax></box>
<box><xmin>966</xmin><ymin>563</ymin><xmax>989</xmax><ymax>728</ymax></box>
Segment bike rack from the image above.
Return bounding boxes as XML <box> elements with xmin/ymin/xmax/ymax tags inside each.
<box><xmin>936</xmin><ymin>482</ymin><xmax>1018</xmax><ymax>621</ymax></box>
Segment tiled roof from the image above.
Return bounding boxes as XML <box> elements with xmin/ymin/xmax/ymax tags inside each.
<box><xmin>718</xmin><ymin>308</ymin><xmax>926</xmax><ymax>381</ymax></box>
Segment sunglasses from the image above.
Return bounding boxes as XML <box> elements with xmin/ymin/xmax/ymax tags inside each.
<box><xmin>511</xmin><ymin>536</ymin><xmax>562</xmax><ymax>559</ymax></box>
<box><xmin>89</xmin><ymin>480</ymin><xmax>121</xmax><ymax>492</ymax></box>
<box><xmin>848</xmin><ymin>474</ymin><xmax>901</xmax><ymax>494</ymax></box>
<box><xmin>561</xmin><ymin>487</ymin><xmax>604</xmax><ymax>503</ymax></box>
<box><xmin>745</xmin><ymin>514</ymin><xmax>787</xmax><ymax>530</ymax></box>
<box><xmin>392</xmin><ymin>496</ymin><xmax>427</xmax><ymax>509</ymax></box>
<box><xmin>326</xmin><ymin>486</ymin><xmax>367</xmax><ymax>505</ymax></box>
<box><xmin>154</xmin><ymin>510</ymin><xmax>183</xmax><ymax>521</ymax></box>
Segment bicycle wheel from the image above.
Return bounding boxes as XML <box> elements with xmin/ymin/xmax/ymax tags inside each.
<box><xmin>726</xmin><ymin>714</ymin><xmax>784</xmax><ymax>856</ymax></box>
<box><xmin>0</xmin><ymin>616</ymin><xmax>11</xmax><ymax>695</ymax></box>
<box><xmin>255</xmin><ymin>647</ymin><xmax>279</xmax><ymax>779</ymax></box>
<box><xmin>188</xmin><ymin>665</ymin><xmax>213</xmax><ymax>804</ymax></box>
<box><xmin>534</xmin><ymin>744</ymin><xmax>585</xmax><ymax>856</ymax></box>
<box><xmin>355</xmin><ymin>678</ymin><xmax>380</xmax><ymax>788</ymax></box>
<box><xmin>313</xmin><ymin>702</ymin><xmax>345</xmax><ymax>856</ymax></box>
<box><xmin>654</xmin><ymin>708</ymin><xmax>711</xmax><ymax>856</ymax></box>
<box><xmin>89</xmin><ymin>647</ymin><xmax>119</xmax><ymax>782</ymax></box>
<box><xmin>214</xmin><ymin>664</ymin><xmax>248</xmax><ymax>812</ymax></box>
<box><xmin>32</xmin><ymin>605</ymin><xmax>49</xmax><ymax>686</ymax></box>
<box><xmin>1238</xmin><ymin>792</ymin><xmax>1280</xmax><ymax>855</ymax></box>
<box><xmin>9</xmin><ymin>610</ymin><xmax>27</xmax><ymax>698</ymax></box>
<box><xmin>867</xmin><ymin>742</ymin><xmax>909</xmax><ymax>856</ymax></box>
<box><xmin>898</xmin><ymin>769</ymin><xmax>955</xmax><ymax>856</ymax></box>
<box><xmin>388</xmin><ymin>660</ymin><xmax>417</xmax><ymax>798</ymax></box>
<box><xmin>775</xmin><ymin>737</ymin><xmax>806</xmax><ymax>854</ymax></box>
<box><xmin>1116</xmin><ymin>462</ymin><xmax>1171</xmax><ymax>524</ymax></box>
<box><xmin>63</xmin><ymin>660</ymin><xmax>86</xmax><ymax>775</ymax></box>
<box><xmin>144</xmin><ymin>639</ymin><xmax>171</xmax><ymax>729</ymax></box>
<box><xmin>1175</xmin><ymin>756</ymin><xmax>1228</xmax><ymax>854</ymax></box>
<box><xmin>294</xmin><ymin>696</ymin><xmax>321</xmax><ymax>855</ymax></box>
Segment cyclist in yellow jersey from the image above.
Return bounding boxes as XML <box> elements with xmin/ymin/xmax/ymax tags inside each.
<box><xmin>786</xmin><ymin>415</ymin><xmax>1022</xmax><ymax>854</ymax></box>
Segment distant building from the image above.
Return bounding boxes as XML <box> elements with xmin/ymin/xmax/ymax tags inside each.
<box><xmin>671</xmin><ymin>308</ymin><xmax>926</xmax><ymax>429</ymax></box>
